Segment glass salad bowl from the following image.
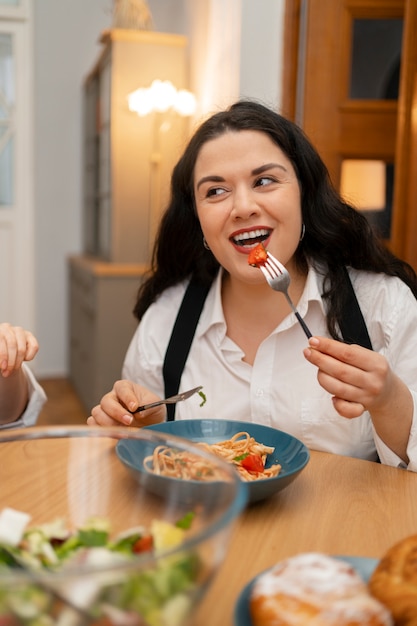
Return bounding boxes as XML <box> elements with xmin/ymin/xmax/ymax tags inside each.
<box><xmin>0</xmin><ymin>425</ymin><xmax>247</xmax><ymax>626</ymax></box>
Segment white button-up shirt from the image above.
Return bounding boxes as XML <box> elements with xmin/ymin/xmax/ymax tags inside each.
<box><xmin>123</xmin><ymin>266</ymin><xmax>417</xmax><ymax>471</ymax></box>
<box><xmin>0</xmin><ymin>364</ymin><xmax>47</xmax><ymax>430</ymax></box>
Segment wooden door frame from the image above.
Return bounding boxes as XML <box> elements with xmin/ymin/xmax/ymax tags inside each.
<box><xmin>282</xmin><ymin>0</ymin><xmax>301</xmax><ymax>120</ymax></box>
<box><xmin>390</xmin><ymin>0</ymin><xmax>417</xmax><ymax>266</ymax></box>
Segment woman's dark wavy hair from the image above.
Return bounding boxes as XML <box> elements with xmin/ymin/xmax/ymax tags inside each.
<box><xmin>134</xmin><ymin>100</ymin><xmax>417</xmax><ymax>339</ymax></box>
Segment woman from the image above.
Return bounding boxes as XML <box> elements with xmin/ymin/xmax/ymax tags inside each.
<box><xmin>0</xmin><ymin>323</ymin><xmax>46</xmax><ymax>428</ymax></box>
<box><xmin>88</xmin><ymin>100</ymin><xmax>417</xmax><ymax>471</ymax></box>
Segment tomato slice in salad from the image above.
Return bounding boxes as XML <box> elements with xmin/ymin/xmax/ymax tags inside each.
<box><xmin>132</xmin><ymin>533</ymin><xmax>153</xmax><ymax>553</ymax></box>
<box><xmin>248</xmin><ymin>243</ymin><xmax>268</xmax><ymax>267</ymax></box>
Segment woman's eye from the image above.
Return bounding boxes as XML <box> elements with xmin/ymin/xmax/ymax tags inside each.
<box><xmin>255</xmin><ymin>176</ymin><xmax>276</xmax><ymax>188</ymax></box>
<box><xmin>206</xmin><ymin>187</ymin><xmax>226</xmax><ymax>198</ymax></box>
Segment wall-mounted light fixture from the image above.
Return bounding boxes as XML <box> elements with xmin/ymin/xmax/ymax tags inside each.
<box><xmin>340</xmin><ymin>159</ymin><xmax>386</xmax><ymax>211</ymax></box>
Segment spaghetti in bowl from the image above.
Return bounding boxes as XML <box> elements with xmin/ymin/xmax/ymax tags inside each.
<box><xmin>116</xmin><ymin>420</ymin><xmax>310</xmax><ymax>504</ymax></box>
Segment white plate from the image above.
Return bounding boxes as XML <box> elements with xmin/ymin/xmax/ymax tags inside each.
<box><xmin>233</xmin><ymin>556</ymin><xmax>378</xmax><ymax>626</ymax></box>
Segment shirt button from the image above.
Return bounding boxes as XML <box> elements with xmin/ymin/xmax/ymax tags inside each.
<box><xmin>256</xmin><ymin>388</ymin><xmax>264</xmax><ymax>397</ymax></box>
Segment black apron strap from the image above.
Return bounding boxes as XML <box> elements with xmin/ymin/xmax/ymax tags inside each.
<box><xmin>339</xmin><ymin>267</ymin><xmax>377</xmax><ymax>461</ymax></box>
<box><xmin>162</xmin><ymin>278</ymin><xmax>211</xmax><ymax>421</ymax></box>
<box><xmin>339</xmin><ymin>266</ymin><xmax>373</xmax><ymax>350</ymax></box>
<box><xmin>162</xmin><ymin>267</ymin><xmax>372</xmax><ymax>422</ymax></box>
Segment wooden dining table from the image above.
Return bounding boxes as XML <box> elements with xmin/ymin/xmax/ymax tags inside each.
<box><xmin>1</xmin><ymin>430</ymin><xmax>417</xmax><ymax>626</ymax></box>
<box><xmin>193</xmin><ymin>449</ymin><xmax>417</xmax><ymax>625</ymax></box>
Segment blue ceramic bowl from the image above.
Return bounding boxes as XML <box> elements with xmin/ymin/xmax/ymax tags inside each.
<box><xmin>118</xmin><ymin>419</ymin><xmax>309</xmax><ymax>505</ymax></box>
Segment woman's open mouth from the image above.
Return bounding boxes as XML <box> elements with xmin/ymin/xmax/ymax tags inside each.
<box><xmin>230</xmin><ymin>228</ymin><xmax>271</xmax><ymax>250</ymax></box>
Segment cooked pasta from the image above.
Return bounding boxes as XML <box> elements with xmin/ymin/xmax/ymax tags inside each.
<box><xmin>143</xmin><ymin>445</ymin><xmax>228</xmax><ymax>481</ymax></box>
<box><xmin>144</xmin><ymin>432</ymin><xmax>282</xmax><ymax>482</ymax></box>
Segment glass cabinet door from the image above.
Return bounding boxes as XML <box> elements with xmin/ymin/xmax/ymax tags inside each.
<box><xmin>0</xmin><ymin>6</ymin><xmax>34</xmax><ymax>325</ymax></box>
<box><xmin>0</xmin><ymin>0</ymin><xmax>29</xmax><ymax>208</ymax></box>
<box><xmin>341</xmin><ymin>16</ymin><xmax>403</xmax><ymax>239</ymax></box>
<box><xmin>0</xmin><ymin>32</ymin><xmax>14</xmax><ymax>207</ymax></box>
<box><xmin>0</xmin><ymin>1</ymin><xmax>28</xmax><ymax>18</ymax></box>
<box><xmin>291</xmin><ymin>0</ymin><xmax>403</xmax><ymax>246</ymax></box>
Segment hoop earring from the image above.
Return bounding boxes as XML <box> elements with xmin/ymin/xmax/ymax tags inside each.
<box><xmin>300</xmin><ymin>223</ymin><xmax>305</xmax><ymax>241</ymax></box>
<box><xmin>203</xmin><ymin>237</ymin><xmax>210</xmax><ymax>250</ymax></box>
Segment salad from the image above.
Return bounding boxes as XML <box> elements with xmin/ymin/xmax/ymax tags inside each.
<box><xmin>0</xmin><ymin>507</ymin><xmax>201</xmax><ymax>626</ymax></box>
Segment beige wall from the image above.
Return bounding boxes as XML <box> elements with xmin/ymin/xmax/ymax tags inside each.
<box><xmin>33</xmin><ymin>0</ymin><xmax>284</xmax><ymax>377</ymax></box>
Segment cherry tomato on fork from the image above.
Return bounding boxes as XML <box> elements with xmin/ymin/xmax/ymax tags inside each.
<box><xmin>248</xmin><ymin>243</ymin><xmax>268</xmax><ymax>267</ymax></box>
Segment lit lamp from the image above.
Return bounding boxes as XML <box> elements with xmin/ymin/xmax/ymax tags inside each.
<box><xmin>340</xmin><ymin>159</ymin><xmax>386</xmax><ymax>210</ymax></box>
<box><xmin>128</xmin><ymin>79</ymin><xmax>196</xmax><ymax>117</ymax></box>
<box><xmin>127</xmin><ymin>80</ymin><xmax>196</xmax><ymax>243</ymax></box>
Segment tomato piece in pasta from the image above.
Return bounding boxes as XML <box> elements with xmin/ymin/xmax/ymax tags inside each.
<box><xmin>240</xmin><ymin>454</ymin><xmax>265</xmax><ymax>474</ymax></box>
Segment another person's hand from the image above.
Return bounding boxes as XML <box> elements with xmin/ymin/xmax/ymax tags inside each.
<box><xmin>87</xmin><ymin>380</ymin><xmax>166</xmax><ymax>428</ymax></box>
<box><xmin>0</xmin><ymin>323</ymin><xmax>39</xmax><ymax>378</ymax></box>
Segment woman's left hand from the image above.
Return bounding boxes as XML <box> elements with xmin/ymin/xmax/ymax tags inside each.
<box><xmin>303</xmin><ymin>335</ymin><xmax>412</xmax><ymax>461</ymax></box>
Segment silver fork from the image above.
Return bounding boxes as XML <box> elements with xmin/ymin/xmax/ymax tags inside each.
<box><xmin>132</xmin><ymin>385</ymin><xmax>203</xmax><ymax>414</ymax></box>
<box><xmin>260</xmin><ymin>252</ymin><xmax>312</xmax><ymax>339</ymax></box>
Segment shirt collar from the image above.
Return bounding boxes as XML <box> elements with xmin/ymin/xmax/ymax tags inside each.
<box><xmin>196</xmin><ymin>263</ymin><xmax>327</xmax><ymax>337</ymax></box>
<box><xmin>297</xmin><ymin>262</ymin><xmax>327</xmax><ymax>317</ymax></box>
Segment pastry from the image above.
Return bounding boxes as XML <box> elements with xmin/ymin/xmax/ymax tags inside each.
<box><xmin>369</xmin><ymin>534</ymin><xmax>417</xmax><ymax>626</ymax></box>
<box><xmin>250</xmin><ymin>552</ymin><xmax>392</xmax><ymax>625</ymax></box>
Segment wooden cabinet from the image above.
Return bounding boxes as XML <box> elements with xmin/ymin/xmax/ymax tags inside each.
<box><xmin>83</xmin><ymin>28</ymin><xmax>189</xmax><ymax>264</ymax></box>
<box><xmin>69</xmin><ymin>256</ymin><xmax>147</xmax><ymax>412</ymax></box>
<box><xmin>69</xmin><ymin>30</ymin><xmax>191</xmax><ymax>409</ymax></box>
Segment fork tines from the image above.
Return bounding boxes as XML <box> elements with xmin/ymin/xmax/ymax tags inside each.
<box><xmin>259</xmin><ymin>252</ymin><xmax>284</xmax><ymax>281</ymax></box>
<box><xmin>260</xmin><ymin>264</ymin><xmax>274</xmax><ymax>282</ymax></box>
<box><xmin>266</xmin><ymin>252</ymin><xmax>285</xmax><ymax>275</ymax></box>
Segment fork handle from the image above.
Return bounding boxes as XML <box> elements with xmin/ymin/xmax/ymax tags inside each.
<box><xmin>283</xmin><ymin>292</ymin><xmax>313</xmax><ymax>339</ymax></box>
<box><xmin>133</xmin><ymin>399</ymin><xmax>168</xmax><ymax>413</ymax></box>
<box><xmin>294</xmin><ymin>312</ymin><xmax>312</xmax><ymax>339</ymax></box>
